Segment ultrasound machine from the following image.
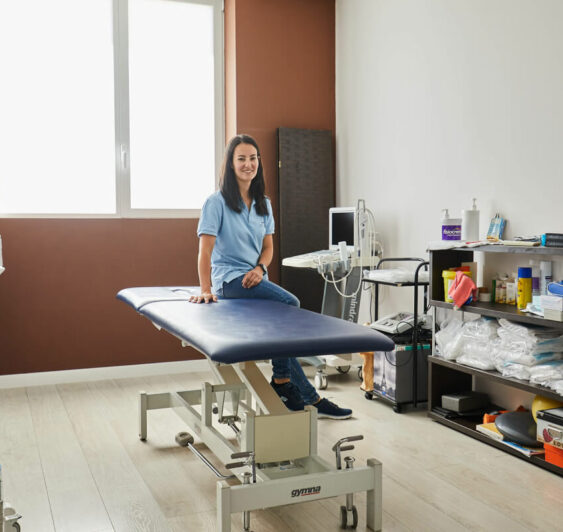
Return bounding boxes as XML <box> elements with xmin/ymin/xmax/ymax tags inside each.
<box><xmin>282</xmin><ymin>200</ymin><xmax>381</xmax><ymax>389</ymax></box>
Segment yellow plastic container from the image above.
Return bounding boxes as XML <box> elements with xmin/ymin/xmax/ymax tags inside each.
<box><xmin>517</xmin><ymin>267</ymin><xmax>532</xmax><ymax>310</ymax></box>
<box><xmin>517</xmin><ymin>278</ymin><xmax>532</xmax><ymax>309</ymax></box>
<box><xmin>442</xmin><ymin>270</ymin><xmax>472</xmax><ymax>303</ymax></box>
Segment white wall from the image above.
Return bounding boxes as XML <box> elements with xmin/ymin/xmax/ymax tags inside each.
<box><xmin>336</xmin><ymin>0</ymin><xmax>563</xmax><ymax>316</ymax></box>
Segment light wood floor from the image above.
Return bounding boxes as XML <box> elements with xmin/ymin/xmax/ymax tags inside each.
<box><xmin>0</xmin><ymin>365</ymin><xmax>561</xmax><ymax>532</ymax></box>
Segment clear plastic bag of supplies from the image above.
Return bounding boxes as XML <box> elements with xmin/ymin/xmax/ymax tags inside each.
<box><xmin>497</xmin><ymin>319</ymin><xmax>563</xmax><ymax>354</ymax></box>
<box><xmin>548</xmin><ymin>380</ymin><xmax>563</xmax><ymax>396</ymax></box>
<box><xmin>462</xmin><ymin>317</ymin><xmax>499</xmax><ymax>340</ymax></box>
<box><xmin>436</xmin><ymin>317</ymin><xmax>498</xmax><ymax>362</ymax></box>
<box><xmin>497</xmin><ymin>318</ymin><xmax>560</xmax><ymax>339</ymax></box>
<box><xmin>533</xmin><ymin>336</ymin><xmax>563</xmax><ymax>354</ymax></box>
<box><xmin>529</xmin><ymin>360</ymin><xmax>563</xmax><ymax>386</ymax></box>
<box><xmin>450</xmin><ymin>318</ymin><xmax>498</xmax><ymax>369</ymax></box>
<box><xmin>457</xmin><ymin>350</ymin><xmax>496</xmax><ymax>370</ymax></box>
<box><xmin>498</xmin><ymin>362</ymin><xmax>532</xmax><ymax>380</ymax></box>
<box><xmin>493</xmin><ymin>348</ymin><xmax>563</xmax><ymax>367</ymax></box>
<box><xmin>435</xmin><ymin>318</ymin><xmax>464</xmax><ymax>360</ymax></box>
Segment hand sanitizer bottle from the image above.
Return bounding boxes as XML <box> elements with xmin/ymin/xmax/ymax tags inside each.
<box><xmin>441</xmin><ymin>209</ymin><xmax>461</xmax><ymax>240</ymax></box>
<box><xmin>461</xmin><ymin>198</ymin><xmax>480</xmax><ymax>242</ymax></box>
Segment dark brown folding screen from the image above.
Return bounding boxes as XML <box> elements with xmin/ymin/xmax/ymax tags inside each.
<box><xmin>278</xmin><ymin>127</ymin><xmax>334</xmax><ymax>312</ymax></box>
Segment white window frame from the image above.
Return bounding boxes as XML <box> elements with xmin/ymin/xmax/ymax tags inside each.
<box><xmin>1</xmin><ymin>0</ymin><xmax>224</xmax><ymax>219</ymax></box>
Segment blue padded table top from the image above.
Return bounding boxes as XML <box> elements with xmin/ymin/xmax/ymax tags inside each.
<box><xmin>117</xmin><ymin>287</ymin><xmax>394</xmax><ymax>364</ymax></box>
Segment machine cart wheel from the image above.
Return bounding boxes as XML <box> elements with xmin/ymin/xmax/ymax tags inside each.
<box><xmin>336</xmin><ymin>365</ymin><xmax>351</xmax><ymax>374</ymax></box>
<box><xmin>340</xmin><ymin>504</ymin><xmax>358</xmax><ymax>529</ymax></box>
<box><xmin>357</xmin><ymin>367</ymin><xmax>363</xmax><ymax>381</ymax></box>
<box><xmin>3</xmin><ymin>510</ymin><xmax>22</xmax><ymax>531</ymax></box>
<box><xmin>314</xmin><ymin>372</ymin><xmax>328</xmax><ymax>390</ymax></box>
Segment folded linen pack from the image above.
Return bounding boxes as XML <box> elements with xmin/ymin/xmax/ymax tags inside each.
<box><xmin>548</xmin><ymin>379</ymin><xmax>563</xmax><ymax>395</ymax></box>
<box><xmin>363</xmin><ymin>268</ymin><xmax>429</xmax><ymax>283</ymax></box>
<box><xmin>494</xmin><ymin>349</ymin><xmax>563</xmax><ymax>367</ymax></box>
<box><xmin>499</xmin><ymin>362</ymin><xmax>532</xmax><ymax>381</ymax></box>
<box><xmin>529</xmin><ymin>360</ymin><xmax>563</xmax><ymax>385</ymax></box>
<box><xmin>497</xmin><ymin>319</ymin><xmax>563</xmax><ymax>354</ymax></box>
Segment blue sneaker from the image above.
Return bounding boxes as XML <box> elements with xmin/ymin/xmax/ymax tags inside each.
<box><xmin>314</xmin><ymin>398</ymin><xmax>352</xmax><ymax>420</ymax></box>
<box><xmin>271</xmin><ymin>380</ymin><xmax>305</xmax><ymax>411</ymax></box>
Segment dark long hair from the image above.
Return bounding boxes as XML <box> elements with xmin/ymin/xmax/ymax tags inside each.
<box><xmin>219</xmin><ymin>134</ymin><xmax>268</xmax><ymax>215</ymax></box>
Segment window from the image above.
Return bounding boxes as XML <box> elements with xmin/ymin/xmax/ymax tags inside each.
<box><xmin>0</xmin><ymin>0</ymin><xmax>223</xmax><ymax>217</ymax></box>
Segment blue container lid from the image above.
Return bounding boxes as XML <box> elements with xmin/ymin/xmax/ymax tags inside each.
<box><xmin>518</xmin><ymin>267</ymin><xmax>532</xmax><ymax>278</ymax></box>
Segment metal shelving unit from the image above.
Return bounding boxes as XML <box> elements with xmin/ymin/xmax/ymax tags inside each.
<box><xmin>428</xmin><ymin>245</ymin><xmax>563</xmax><ymax>476</ymax></box>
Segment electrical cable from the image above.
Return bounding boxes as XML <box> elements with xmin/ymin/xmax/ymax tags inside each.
<box><xmin>383</xmin><ymin>324</ymin><xmax>429</xmax><ymax>367</ymax></box>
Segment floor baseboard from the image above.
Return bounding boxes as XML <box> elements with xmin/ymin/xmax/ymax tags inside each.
<box><xmin>0</xmin><ymin>359</ymin><xmax>210</xmax><ymax>389</ymax></box>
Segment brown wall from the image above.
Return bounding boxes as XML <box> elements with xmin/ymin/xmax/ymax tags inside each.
<box><xmin>227</xmin><ymin>0</ymin><xmax>336</xmax><ymax>273</ymax></box>
<box><xmin>0</xmin><ymin>0</ymin><xmax>335</xmax><ymax>375</ymax></box>
<box><xmin>0</xmin><ymin>219</ymin><xmax>201</xmax><ymax>374</ymax></box>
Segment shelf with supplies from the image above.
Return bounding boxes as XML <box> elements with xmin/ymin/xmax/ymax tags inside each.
<box><xmin>362</xmin><ymin>257</ymin><xmax>430</xmax><ymax>412</ymax></box>
<box><xmin>428</xmin><ymin>244</ymin><xmax>563</xmax><ymax>476</ymax></box>
<box><xmin>428</xmin><ymin>356</ymin><xmax>562</xmax><ymax>476</ymax></box>
<box><xmin>429</xmin><ymin>244</ymin><xmax>563</xmax><ymax>323</ymax></box>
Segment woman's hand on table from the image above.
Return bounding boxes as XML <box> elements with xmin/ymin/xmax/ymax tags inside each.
<box><xmin>189</xmin><ymin>291</ymin><xmax>217</xmax><ymax>304</ymax></box>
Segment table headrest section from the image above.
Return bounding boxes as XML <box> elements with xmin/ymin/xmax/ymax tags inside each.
<box><xmin>117</xmin><ymin>286</ymin><xmax>200</xmax><ymax>311</ymax></box>
<box><xmin>117</xmin><ymin>287</ymin><xmax>394</xmax><ymax>363</ymax></box>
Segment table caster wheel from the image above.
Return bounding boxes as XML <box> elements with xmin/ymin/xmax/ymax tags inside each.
<box><xmin>336</xmin><ymin>365</ymin><xmax>351</xmax><ymax>374</ymax></box>
<box><xmin>314</xmin><ymin>374</ymin><xmax>328</xmax><ymax>390</ymax></box>
<box><xmin>351</xmin><ymin>506</ymin><xmax>358</xmax><ymax>529</ymax></box>
<box><xmin>3</xmin><ymin>509</ymin><xmax>21</xmax><ymax>532</ymax></box>
<box><xmin>340</xmin><ymin>505</ymin><xmax>358</xmax><ymax>529</ymax></box>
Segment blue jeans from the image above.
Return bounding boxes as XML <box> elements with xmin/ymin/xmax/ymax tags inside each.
<box><xmin>218</xmin><ymin>274</ymin><xmax>320</xmax><ymax>404</ymax></box>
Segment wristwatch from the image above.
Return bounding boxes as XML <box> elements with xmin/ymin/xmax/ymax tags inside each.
<box><xmin>258</xmin><ymin>263</ymin><xmax>267</xmax><ymax>274</ymax></box>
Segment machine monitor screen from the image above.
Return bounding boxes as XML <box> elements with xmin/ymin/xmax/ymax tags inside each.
<box><xmin>329</xmin><ymin>207</ymin><xmax>356</xmax><ymax>250</ymax></box>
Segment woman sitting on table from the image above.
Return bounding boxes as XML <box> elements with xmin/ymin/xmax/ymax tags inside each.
<box><xmin>190</xmin><ymin>134</ymin><xmax>352</xmax><ymax>420</ymax></box>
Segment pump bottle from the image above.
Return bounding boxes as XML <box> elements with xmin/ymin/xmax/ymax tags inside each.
<box><xmin>461</xmin><ymin>198</ymin><xmax>480</xmax><ymax>242</ymax></box>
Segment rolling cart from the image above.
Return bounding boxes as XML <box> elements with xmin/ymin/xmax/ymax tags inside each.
<box><xmin>362</xmin><ymin>258</ymin><xmax>430</xmax><ymax>412</ymax></box>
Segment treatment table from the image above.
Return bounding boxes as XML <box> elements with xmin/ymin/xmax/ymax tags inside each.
<box><xmin>117</xmin><ymin>287</ymin><xmax>394</xmax><ymax>531</ymax></box>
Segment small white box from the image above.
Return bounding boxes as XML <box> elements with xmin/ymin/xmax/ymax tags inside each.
<box><xmin>544</xmin><ymin>309</ymin><xmax>563</xmax><ymax>322</ymax></box>
<box><xmin>541</xmin><ymin>295</ymin><xmax>563</xmax><ymax>312</ymax></box>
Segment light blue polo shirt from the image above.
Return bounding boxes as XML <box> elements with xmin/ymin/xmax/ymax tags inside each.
<box><xmin>197</xmin><ymin>191</ymin><xmax>274</xmax><ymax>291</ymax></box>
